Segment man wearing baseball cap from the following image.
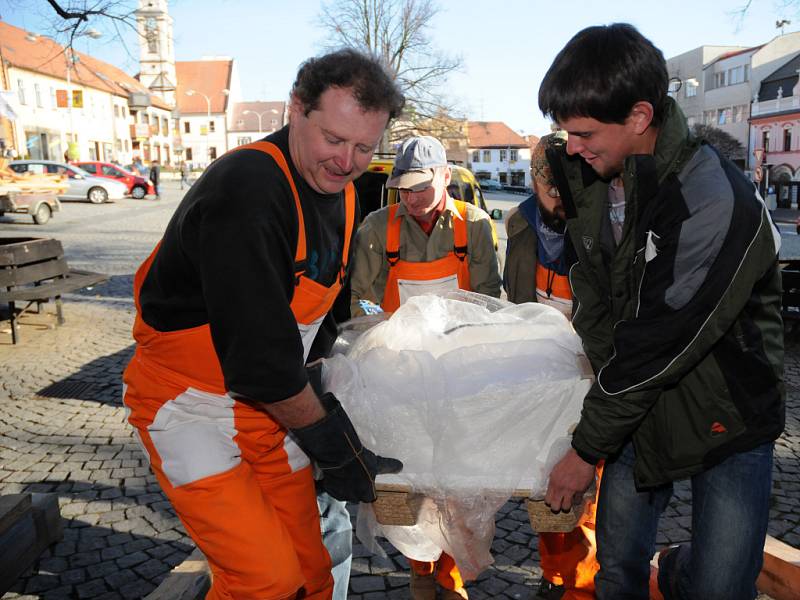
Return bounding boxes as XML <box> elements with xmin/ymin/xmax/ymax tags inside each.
<box><xmin>350</xmin><ymin>135</ymin><xmax>501</xmax><ymax>317</ymax></box>
<box><xmin>348</xmin><ymin>135</ymin><xmax>501</xmax><ymax>598</ymax></box>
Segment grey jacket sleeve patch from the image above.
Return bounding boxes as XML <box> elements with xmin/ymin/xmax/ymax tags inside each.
<box><xmin>666</xmin><ymin>146</ymin><xmax>734</xmax><ymax>310</ymax></box>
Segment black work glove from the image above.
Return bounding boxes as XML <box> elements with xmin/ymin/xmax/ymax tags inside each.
<box><xmin>290</xmin><ymin>392</ymin><xmax>403</xmax><ymax>503</ymax></box>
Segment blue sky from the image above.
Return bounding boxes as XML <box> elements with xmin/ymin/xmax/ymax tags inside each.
<box><xmin>4</xmin><ymin>0</ymin><xmax>799</xmax><ymax>135</ymax></box>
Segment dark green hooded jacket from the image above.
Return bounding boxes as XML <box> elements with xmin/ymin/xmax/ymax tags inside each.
<box><xmin>548</xmin><ymin>98</ymin><xmax>785</xmax><ymax>488</ymax></box>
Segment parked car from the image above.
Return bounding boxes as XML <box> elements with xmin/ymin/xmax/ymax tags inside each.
<box><xmin>0</xmin><ymin>192</ymin><xmax>61</xmax><ymax>224</ymax></box>
<box><xmin>75</xmin><ymin>161</ymin><xmax>155</xmax><ymax>199</ymax></box>
<box><xmin>354</xmin><ymin>154</ymin><xmax>499</xmax><ymax>247</ymax></box>
<box><xmin>8</xmin><ymin>160</ymin><xmax>127</xmax><ymax>203</ymax></box>
<box><xmin>479</xmin><ymin>179</ymin><xmax>504</xmax><ymax>191</ymax></box>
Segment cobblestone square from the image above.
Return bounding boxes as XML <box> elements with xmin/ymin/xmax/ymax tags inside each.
<box><xmin>1</xmin><ymin>183</ymin><xmax>797</xmax><ymax>599</ymax></box>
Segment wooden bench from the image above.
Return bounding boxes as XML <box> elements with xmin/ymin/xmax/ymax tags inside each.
<box><xmin>0</xmin><ymin>237</ymin><xmax>107</xmax><ymax>344</ymax></box>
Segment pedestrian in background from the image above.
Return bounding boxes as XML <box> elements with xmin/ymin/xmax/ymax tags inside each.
<box><xmin>149</xmin><ymin>160</ymin><xmax>160</xmax><ymax>199</ymax></box>
<box><xmin>180</xmin><ymin>160</ymin><xmax>191</xmax><ymax>190</ymax></box>
<box><xmin>540</xmin><ymin>23</ymin><xmax>784</xmax><ymax>600</ymax></box>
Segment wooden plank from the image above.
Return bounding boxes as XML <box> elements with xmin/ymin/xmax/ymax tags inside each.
<box><xmin>144</xmin><ymin>548</ymin><xmax>211</xmax><ymax>600</ymax></box>
<box><xmin>0</xmin><ymin>238</ymin><xmax>63</xmax><ymax>267</ymax></box>
<box><xmin>0</xmin><ymin>493</ymin><xmax>61</xmax><ymax>596</ymax></box>
<box><xmin>757</xmin><ymin>534</ymin><xmax>800</xmax><ymax>600</ymax></box>
<box><xmin>0</xmin><ymin>269</ymin><xmax>107</xmax><ymax>302</ymax></box>
<box><xmin>0</xmin><ymin>494</ymin><xmax>31</xmax><ymax>534</ymax></box>
<box><xmin>0</xmin><ymin>511</ymin><xmax>37</xmax><ymax>594</ymax></box>
<box><xmin>0</xmin><ymin>258</ymin><xmax>68</xmax><ymax>288</ymax></box>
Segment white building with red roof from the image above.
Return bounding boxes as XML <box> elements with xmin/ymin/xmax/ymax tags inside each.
<box><xmin>0</xmin><ymin>20</ymin><xmax>174</xmax><ymax>165</ymax></box>
<box><xmin>466</xmin><ymin>121</ymin><xmax>531</xmax><ymax>188</ymax></box>
<box><xmin>228</xmin><ymin>101</ymin><xmax>288</xmax><ymax>150</ymax></box>
<box><xmin>174</xmin><ymin>58</ymin><xmax>240</xmax><ymax>167</ymax></box>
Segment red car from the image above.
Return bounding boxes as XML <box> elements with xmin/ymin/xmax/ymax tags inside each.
<box><xmin>75</xmin><ymin>161</ymin><xmax>155</xmax><ymax>199</ymax></box>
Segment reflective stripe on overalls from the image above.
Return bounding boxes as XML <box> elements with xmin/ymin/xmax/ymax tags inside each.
<box><xmin>122</xmin><ymin>141</ymin><xmax>355</xmax><ymax>600</ymax></box>
<box><xmin>535</xmin><ymin>262</ymin><xmax>573</xmax><ymax>318</ymax></box>
<box><xmin>380</xmin><ymin>200</ymin><xmax>471</xmax><ymax>312</ymax></box>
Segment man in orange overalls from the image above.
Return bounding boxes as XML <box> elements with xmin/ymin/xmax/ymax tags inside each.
<box><xmin>349</xmin><ymin>136</ymin><xmax>502</xmax><ymax>599</ymax></box>
<box><xmin>504</xmin><ymin>134</ymin><xmax>601</xmax><ymax>600</ymax></box>
<box><xmin>122</xmin><ymin>49</ymin><xmax>406</xmax><ymax>600</ymax></box>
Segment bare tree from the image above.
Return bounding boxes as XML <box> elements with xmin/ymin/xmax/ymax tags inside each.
<box><xmin>319</xmin><ymin>0</ymin><xmax>464</xmax><ymax>145</ymax></box>
<box><xmin>691</xmin><ymin>124</ymin><xmax>746</xmax><ymax>161</ymax></box>
<box><xmin>19</xmin><ymin>0</ymin><xmax>141</xmax><ymax>61</ymax></box>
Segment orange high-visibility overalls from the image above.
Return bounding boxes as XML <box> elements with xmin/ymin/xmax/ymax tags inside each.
<box><xmin>535</xmin><ymin>263</ymin><xmax>602</xmax><ymax>600</ymax></box>
<box><xmin>381</xmin><ymin>200</ymin><xmax>470</xmax><ymax>597</ymax></box>
<box><xmin>380</xmin><ymin>201</ymin><xmax>471</xmax><ymax>313</ymax></box>
<box><xmin>122</xmin><ymin>141</ymin><xmax>355</xmax><ymax>600</ymax></box>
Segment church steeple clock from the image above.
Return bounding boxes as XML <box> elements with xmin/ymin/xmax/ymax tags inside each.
<box><xmin>135</xmin><ymin>0</ymin><xmax>177</xmax><ymax>107</ymax></box>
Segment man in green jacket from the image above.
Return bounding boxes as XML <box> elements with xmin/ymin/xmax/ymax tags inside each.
<box><xmin>538</xmin><ymin>23</ymin><xmax>784</xmax><ymax>600</ymax></box>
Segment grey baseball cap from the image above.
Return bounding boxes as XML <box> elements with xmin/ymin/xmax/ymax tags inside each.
<box><xmin>386</xmin><ymin>136</ymin><xmax>448</xmax><ymax>190</ymax></box>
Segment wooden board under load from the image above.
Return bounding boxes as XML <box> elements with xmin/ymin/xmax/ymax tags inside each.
<box><xmin>373</xmin><ymin>480</ymin><xmax>592</xmax><ymax>533</ymax></box>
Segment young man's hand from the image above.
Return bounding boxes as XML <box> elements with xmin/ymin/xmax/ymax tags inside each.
<box><xmin>544</xmin><ymin>448</ymin><xmax>596</xmax><ymax>511</ymax></box>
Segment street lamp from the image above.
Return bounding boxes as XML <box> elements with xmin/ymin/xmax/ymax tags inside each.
<box><xmin>242</xmin><ymin>108</ymin><xmax>280</xmax><ymax>134</ymax></box>
<box><xmin>64</xmin><ymin>28</ymin><xmax>102</xmax><ymax>160</ymax></box>
<box><xmin>186</xmin><ymin>87</ymin><xmax>229</xmax><ymax>166</ymax></box>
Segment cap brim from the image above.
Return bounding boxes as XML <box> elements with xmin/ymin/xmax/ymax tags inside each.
<box><xmin>386</xmin><ymin>169</ymin><xmax>434</xmax><ymax>190</ymax></box>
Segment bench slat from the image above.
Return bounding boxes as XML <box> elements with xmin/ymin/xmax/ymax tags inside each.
<box><xmin>0</xmin><ymin>270</ymin><xmax>107</xmax><ymax>302</ymax></box>
<box><xmin>0</xmin><ymin>238</ymin><xmax>64</xmax><ymax>268</ymax></box>
<box><xmin>0</xmin><ymin>258</ymin><xmax>69</xmax><ymax>288</ymax></box>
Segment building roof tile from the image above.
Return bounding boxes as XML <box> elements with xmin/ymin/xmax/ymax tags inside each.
<box><xmin>467</xmin><ymin>121</ymin><xmax>527</xmax><ymax>148</ymax></box>
<box><xmin>175</xmin><ymin>60</ymin><xmax>233</xmax><ymax>114</ymax></box>
<box><xmin>0</xmin><ymin>21</ymin><xmax>170</xmax><ymax>110</ymax></box>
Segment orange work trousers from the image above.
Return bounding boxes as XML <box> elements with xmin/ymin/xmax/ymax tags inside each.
<box><xmin>123</xmin><ymin>367</ymin><xmax>333</xmax><ymax>600</ymax></box>
<box><xmin>538</xmin><ymin>464</ymin><xmax>603</xmax><ymax>600</ymax></box>
<box><xmin>409</xmin><ymin>553</ymin><xmax>466</xmax><ymax>595</ymax></box>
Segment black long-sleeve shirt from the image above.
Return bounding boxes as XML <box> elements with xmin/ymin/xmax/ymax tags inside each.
<box><xmin>140</xmin><ymin>127</ymin><xmax>358</xmax><ymax>403</ymax></box>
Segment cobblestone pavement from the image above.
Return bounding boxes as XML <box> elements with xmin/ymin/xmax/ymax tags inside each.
<box><xmin>0</xmin><ymin>182</ymin><xmax>797</xmax><ymax>599</ymax></box>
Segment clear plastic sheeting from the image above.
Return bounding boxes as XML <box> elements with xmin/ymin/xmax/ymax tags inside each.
<box><xmin>323</xmin><ymin>290</ymin><xmax>590</xmax><ymax>580</ymax></box>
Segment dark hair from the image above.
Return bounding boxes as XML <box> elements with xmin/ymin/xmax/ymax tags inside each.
<box><xmin>291</xmin><ymin>48</ymin><xmax>405</xmax><ymax>119</ymax></box>
<box><xmin>539</xmin><ymin>23</ymin><xmax>668</xmax><ymax>126</ymax></box>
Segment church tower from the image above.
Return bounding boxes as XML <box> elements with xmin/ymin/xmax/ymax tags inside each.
<box><xmin>135</xmin><ymin>0</ymin><xmax>177</xmax><ymax>106</ymax></box>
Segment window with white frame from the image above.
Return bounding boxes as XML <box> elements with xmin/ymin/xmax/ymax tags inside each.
<box><xmin>472</xmin><ymin>150</ymin><xmax>480</xmax><ymax>162</ymax></box>
<box><xmin>482</xmin><ymin>150</ymin><xmax>491</xmax><ymax>162</ymax></box>
<box><xmin>784</xmin><ymin>127</ymin><xmax>792</xmax><ymax>152</ymax></box>
<box><xmin>34</xmin><ymin>83</ymin><xmax>42</xmax><ymax>107</ymax></box>
<box><xmin>728</xmin><ymin>65</ymin><xmax>747</xmax><ymax>85</ymax></box>
<box><xmin>209</xmin><ymin>120</ymin><xmax>216</xmax><ymax>133</ymax></box>
<box><xmin>17</xmin><ymin>79</ymin><xmax>26</xmax><ymax>105</ymax></box>
<box><xmin>685</xmin><ymin>80</ymin><xmax>698</xmax><ymax>97</ymax></box>
<box><xmin>499</xmin><ymin>149</ymin><xmax>507</xmax><ymax>162</ymax></box>
<box><xmin>237</xmin><ymin>137</ymin><xmax>252</xmax><ymax>146</ymax></box>
<box><xmin>510</xmin><ymin>149</ymin><xmax>518</xmax><ymax>161</ymax></box>
<box><xmin>50</xmin><ymin>86</ymin><xmax>56</xmax><ymax>109</ymax></box>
